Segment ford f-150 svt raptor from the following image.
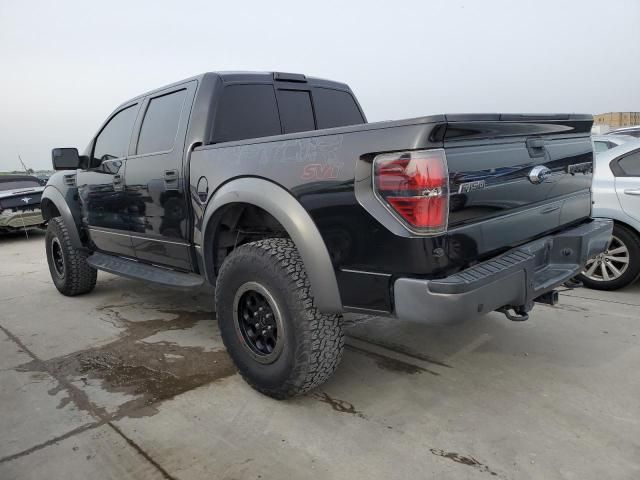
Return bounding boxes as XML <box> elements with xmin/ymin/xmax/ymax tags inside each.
<box><xmin>42</xmin><ymin>71</ymin><xmax>612</xmax><ymax>398</ymax></box>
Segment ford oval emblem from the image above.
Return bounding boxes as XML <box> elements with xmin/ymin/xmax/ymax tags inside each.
<box><xmin>528</xmin><ymin>165</ymin><xmax>552</xmax><ymax>184</ymax></box>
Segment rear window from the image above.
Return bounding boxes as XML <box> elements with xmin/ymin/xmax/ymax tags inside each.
<box><xmin>213</xmin><ymin>84</ymin><xmax>281</xmax><ymax>143</ymax></box>
<box><xmin>277</xmin><ymin>90</ymin><xmax>315</xmax><ymax>134</ymax></box>
<box><xmin>137</xmin><ymin>89</ymin><xmax>187</xmax><ymax>155</ymax></box>
<box><xmin>0</xmin><ymin>177</ymin><xmax>40</xmax><ymax>191</ymax></box>
<box><xmin>313</xmin><ymin>88</ymin><xmax>364</xmax><ymax>129</ymax></box>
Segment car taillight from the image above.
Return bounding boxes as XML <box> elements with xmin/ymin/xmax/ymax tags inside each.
<box><xmin>373</xmin><ymin>149</ymin><xmax>449</xmax><ymax>234</ymax></box>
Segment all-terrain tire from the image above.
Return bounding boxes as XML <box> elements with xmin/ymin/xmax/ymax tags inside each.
<box><xmin>45</xmin><ymin>217</ymin><xmax>97</xmax><ymax>296</ymax></box>
<box><xmin>215</xmin><ymin>238</ymin><xmax>344</xmax><ymax>399</ymax></box>
<box><xmin>577</xmin><ymin>223</ymin><xmax>640</xmax><ymax>291</ymax></box>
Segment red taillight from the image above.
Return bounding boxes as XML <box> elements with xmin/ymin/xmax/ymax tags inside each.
<box><xmin>373</xmin><ymin>149</ymin><xmax>449</xmax><ymax>233</ymax></box>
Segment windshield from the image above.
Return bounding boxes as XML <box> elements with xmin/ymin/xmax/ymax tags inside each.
<box><xmin>0</xmin><ymin>178</ymin><xmax>40</xmax><ymax>191</ymax></box>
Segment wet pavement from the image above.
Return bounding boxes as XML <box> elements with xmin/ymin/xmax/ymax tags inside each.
<box><xmin>1</xmin><ymin>230</ymin><xmax>639</xmax><ymax>479</ymax></box>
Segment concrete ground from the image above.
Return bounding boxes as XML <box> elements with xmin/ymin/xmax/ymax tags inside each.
<box><xmin>1</xmin><ymin>231</ymin><xmax>639</xmax><ymax>480</ymax></box>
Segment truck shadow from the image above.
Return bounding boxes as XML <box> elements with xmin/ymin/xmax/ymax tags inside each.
<box><xmin>0</xmin><ymin>228</ymin><xmax>45</xmax><ymax>244</ymax></box>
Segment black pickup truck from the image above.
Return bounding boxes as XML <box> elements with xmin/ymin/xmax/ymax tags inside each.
<box><xmin>43</xmin><ymin>71</ymin><xmax>612</xmax><ymax>398</ymax></box>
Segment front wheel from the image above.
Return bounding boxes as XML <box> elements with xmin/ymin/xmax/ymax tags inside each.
<box><xmin>45</xmin><ymin>218</ymin><xmax>97</xmax><ymax>296</ymax></box>
<box><xmin>215</xmin><ymin>238</ymin><xmax>344</xmax><ymax>399</ymax></box>
<box><xmin>577</xmin><ymin>224</ymin><xmax>640</xmax><ymax>290</ymax></box>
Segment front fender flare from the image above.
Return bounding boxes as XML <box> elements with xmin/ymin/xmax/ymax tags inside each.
<box><xmin>41</xmin><ymin>186</ymin><xmax>83</xmax><ymax>248</ymax></box>
<box><xmin>202</xmin><ymin>178</ymin><xmax>342</xmax><ymax>314</ymax></box>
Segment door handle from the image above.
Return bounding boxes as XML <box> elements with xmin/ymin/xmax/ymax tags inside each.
<box><xmin>526</xmin><ymin>138</ymin><xmax>547</xmax><ymax>158</ymax></box>
<box><xmin>624</xmin><ymin>188</ymin><xmax>640</xmax><ymax>196</ymax></box>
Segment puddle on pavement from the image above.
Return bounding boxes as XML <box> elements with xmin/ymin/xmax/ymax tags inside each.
<box><xmin>430</xmin><ymin>448</ymin><xmax>498</xmax><ymax>476</ymax></box>
<box><xmin>346</xmin><ymin>344</ymin><xmax>439</xmax><ymax>376</ymax></box>
<box><xmin>313</xmin><ymin>392</ymin><xmax>366</xmax><ymax>419</ymax></box>
<box><xmin>17</xmin><ymin>306</ymin><xmax>236</xmax><ymax>419</ymax></box>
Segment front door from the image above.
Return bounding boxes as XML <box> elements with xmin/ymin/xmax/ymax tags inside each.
<box><xmin>124</xmin><ymin>81</ymin><xmax>197</xmax><ymax>270</ymax></box>
<box><xmin>78</xmin><ymin>102</ymin><xmax>140</xmax><ymax>258</ymax></box>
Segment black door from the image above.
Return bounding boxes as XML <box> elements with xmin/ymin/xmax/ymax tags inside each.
<box><xmin>78</xmin><ymin>102</ymin><xmax>140</xmax><ymax>258</ymax></box>
<box><xmin>124</xmin><ymin>81</ymin><xmax>196</xmax><ymax>270</ymax></box>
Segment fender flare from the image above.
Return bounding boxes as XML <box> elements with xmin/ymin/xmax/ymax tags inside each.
<box><xmin>201</xmin><ymin>178</ymin><xmax>343</xmax><ymax>314</ymax></box>
<box><xmin>40</xmin><ymin>186</ymin><xmax>83</xmax><ymax>248</ymax></box>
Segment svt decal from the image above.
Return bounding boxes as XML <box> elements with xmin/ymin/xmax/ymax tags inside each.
<box><xmin>301</xmin><ymin>163</ymin><xmax>341</xmax><ymax>180</ymax></box>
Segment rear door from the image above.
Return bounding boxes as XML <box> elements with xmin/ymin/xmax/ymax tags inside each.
<box><xmin>79</xmin><ymin>102</ymin><xmax>140</xmax><ymax>258</ymax></box>
<box><xmin>612</xmin><ymin>148</ymin><xmax>640</xmax><ymax>222</ymax></box>
<box><xmin>124</xmin><ymin>81</ymin><xmax>197</xmax><ymax>270</ymax></box>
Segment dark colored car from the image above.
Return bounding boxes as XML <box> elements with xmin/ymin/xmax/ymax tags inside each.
<box><xmin>42</xmin><ymin>71</ymin><xmax>611</xmax><ymax>398</ymax></box>
<box><xmin>0</xmin><ymin>175</ymin><xmax>46</xmax><ymax>233</ymax></box>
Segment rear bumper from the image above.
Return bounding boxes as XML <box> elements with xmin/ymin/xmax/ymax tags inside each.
<box><xmin>0</xmin><ymin>209</ymin><xmax>44</xmax><ymax>230</ymax></box>
<box><xmin>393</xmin><ymin>219</ymin><xmax>613</xmax><ymax>325</ymax></box>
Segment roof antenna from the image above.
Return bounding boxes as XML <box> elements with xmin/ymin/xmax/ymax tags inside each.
<box><xmin>16</xmin><ymin>154</ymin><xmax>32</xmax><ymax>239</ymax></box>
<box><xmin>18</xmin><ymin>154</ymin><xmax>31</xmax><ymax>174</ymax></box>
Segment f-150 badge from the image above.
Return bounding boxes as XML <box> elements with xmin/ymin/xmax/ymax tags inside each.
<box><xmin>458</xmin><ymin>180</ymin><xmax>485</xmax><ymax>193</ymax></box>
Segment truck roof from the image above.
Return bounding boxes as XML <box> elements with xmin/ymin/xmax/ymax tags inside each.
<box><xmin>121</xmin><ymin>71</ymin><xmax>351</xmax><ymax>107</ymax></box>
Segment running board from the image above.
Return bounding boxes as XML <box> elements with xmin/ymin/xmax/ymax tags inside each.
<box><xmin>87</xmin><ymin>252</ymin><xmax>204</xmax><ymax>289</ymax></box>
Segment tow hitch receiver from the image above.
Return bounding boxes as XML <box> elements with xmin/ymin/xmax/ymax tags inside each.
<box><xmin>534</xmin><ymin>290</ymin><xmax>559</xmax><ymax>306</ymax></box>
<box><xmin>498</xmin><ymin>290</ymin><xmax>559</xmax><ymax>321</ymax></box>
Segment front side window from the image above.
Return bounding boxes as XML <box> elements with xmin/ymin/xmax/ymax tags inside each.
<box><xmin>137</xmin><ymin>89</ymin><xmax>187</xmax><ymax>155</ymax></box>
<box><xmin>213</xmin><ymin>84</ymin><xmax>281</xmax><ymax>143</ymax></box>
<box><xmin>93</xmin><ymin>104</ymin><xmax>138</xmax><ymax>162</ymax></box>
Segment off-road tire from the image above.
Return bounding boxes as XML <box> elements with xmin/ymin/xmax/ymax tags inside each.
<box><xmin>45</xmin><ymin>217</ymin><xmax>97</xmax><ymax>296</ymax></box>
<box><xmin>578</xmin><ymin>223</ymin><xmax>640</xmax><ymax>291</ymax></box>
<box><xmin>215</xmin><ymin>238</ymin><xmax>344</xmax><ymax>399</ymax></box>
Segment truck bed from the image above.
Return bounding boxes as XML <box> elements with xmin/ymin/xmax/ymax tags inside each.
<box><xmin>190</xmin><ymin>113</ymin><xmax>593</xmax><ymax>312</ymax></box>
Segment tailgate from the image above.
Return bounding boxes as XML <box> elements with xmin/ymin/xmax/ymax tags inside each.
<box><xmin>444</xmin><ymin>114</ymin><xmax>593</xmax><ymax>240</ymax></box>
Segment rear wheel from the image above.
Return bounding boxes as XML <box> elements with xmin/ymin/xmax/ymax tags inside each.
<box><xmin>578</xmin><ymin>224</ymin><xmax>640</xmax><ymax>290</ymax></box>
<box><xmin>215</xmin><ymin>238</ymin><xmax>344</xmax><ymax>399</ymax></box>
<box><xmin>45</xmin><ymin>218</ymin><xmax>97</xmax><ymax>296</ymax></box>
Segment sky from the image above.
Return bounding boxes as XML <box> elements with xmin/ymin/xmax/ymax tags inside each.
<box><xmin>1</xmin><ymin>0</ymin><xmax>639</xmax><ymax>170</ymax></box>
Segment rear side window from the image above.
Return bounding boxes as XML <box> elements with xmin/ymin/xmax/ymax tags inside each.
<box><xmin>137</xmin><ymin>89</ymin><xmax>187</xmax><ymax>155</ymax></box>
<box><xmin>277</xmin><ymin>90</ymin><xmax>315</xmax><ymax>134</ymax></box>
<box><xmin>213</xmin><ymin>84</ymin><xmax>281</xmax><ymax>143</ymax></box>
<box><xmin>313</xmin><ymin>88</ymin><xmax>364</xmax><ymax>129</ymax></box>
<box><xmin>616</xmin><ymin>150</ymin><xmax>640</xmax><ymax>176</ymax></box>
<box><xmin>93</xmin><ymin>104</ymin><xmax>138</xmax><ymax>162</ymax></box>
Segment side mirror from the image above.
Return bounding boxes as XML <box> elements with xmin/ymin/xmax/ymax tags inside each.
<box><xmin>52</xmin><ymin>147</ymin><xmax>84</xmax><ymax>170</ymax></box>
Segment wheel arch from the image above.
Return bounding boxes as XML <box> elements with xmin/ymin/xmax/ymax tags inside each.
<box><xmin>40</xmin><ymin>186</ymin><xmax>83</xmax><ymax>248</ymax></box>
<box><xmin>201</xmin><ymin>177</ymin><xmax>342</xmax><ymax>313</ymax></box>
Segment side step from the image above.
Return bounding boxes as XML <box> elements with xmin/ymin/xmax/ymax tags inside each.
<box><xmin>87</xmin><ymin>252</ymin><xmax>204</xmax><ymax>289</ymax></box>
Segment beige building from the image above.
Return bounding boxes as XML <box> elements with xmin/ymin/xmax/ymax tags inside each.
<box><xmin>593</xmin><ymin>112</ymin><xmax>640</xmax><ymax>129</ymax></box>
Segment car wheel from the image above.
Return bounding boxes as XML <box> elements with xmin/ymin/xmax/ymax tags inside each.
<box><xmin>45</xmin><ymin>217</ymin><xmax>97</xmax><ymax>296</ymax></box>
<box><xmin>578</xmin><ymin>224</ymin><xmax>640</xmax><ymax>290</ymax></box>
<box><xmin>215</xmin><ymin>238</ymin><xmax>344</xmax><ymax>399</ymax></box>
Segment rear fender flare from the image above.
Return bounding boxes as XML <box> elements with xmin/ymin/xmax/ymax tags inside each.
<box><xmin>40</xmin><ymin>186</ymin><xmax>83</xmax><ymax>248</ymax></box>
<box><xmin>201</xmin><ymin>178</ymin><xmax>342</xmax><ymax>313</ymax></box>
